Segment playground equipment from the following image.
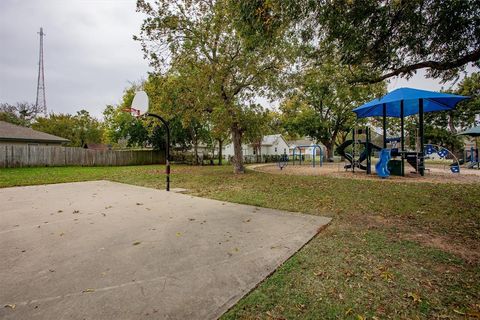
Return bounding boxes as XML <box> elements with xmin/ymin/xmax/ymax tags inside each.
<box><xmin>424</xmin><ymin>144</ymin><xmax>460</xmax><ymax>173</ymax></box>
<box><xmin>459</xmin><ymin>125</ymin><xmax>480</xmax><ymax>170</ymax></box>
<box><xmin>464</xmin><ymin>147</ymin><xmax>479</xmax><ymax>169</ymax></box>
<box><xmin>336</xmin><ymin>127</ymin><xmax>381</xmax><ymax>174</ymax></box>
<box><xmin>292</xmin><ymin>145</ymin><xmax>324</xmax><ymax>167</ymax></box>
<box><xmin>278</xmin><ymin>154</ymin><xmax>289</xmax><ymax>170</ymax></box>
<box><xmin>376</xmin><ymin>149</ymin><xmax>391</xmax><ymax>178</ymax></box>
<box><xmin>352</xmin><ymin>88</ymin><xmax>469</xmax><ymax>178</ymax></box>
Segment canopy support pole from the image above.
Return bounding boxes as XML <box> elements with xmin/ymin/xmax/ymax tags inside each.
<box><xmin>400</xmin><ymin>100</ymin><xmax>405</xmax><ymax>177</ymax></box>
<box><xmin>366</xmin><ymin>127</ymin><xmax>371</xmax><ymax>174</ymax></box>
<box><xmin>382</xmin><ymin>103</ymin><xmax>387</xmax><ymax>148</ymax></box>
<box><xmin>419</xmin><ymin>99</ymin><xmax>425</xmax><ymax>176</ymax></box>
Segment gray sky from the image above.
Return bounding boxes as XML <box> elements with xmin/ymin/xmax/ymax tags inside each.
<box><xmin>0</xmin><ymin>0</ymin><xmax>149</xmax><ymax>118</ymax></box>
<box><xmin>0</xmin><ymin>0</ymin><xmax>477</xmax><ymax>119</ymax></box>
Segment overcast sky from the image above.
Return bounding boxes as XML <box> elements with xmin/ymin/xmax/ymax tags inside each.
<box><xmin>0</xmin><ymin>0</ymin><xmax>477</xmax><ymax>119</ymax></box>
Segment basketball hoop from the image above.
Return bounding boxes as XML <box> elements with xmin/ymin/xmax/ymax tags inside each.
<box><xmin>122</xmin><ymin>107</ymin><xmax>141</xmax><ymax>117</ymax></box>
<box><xmin>130</xmin><ymin>91</ymin><xmax>172</xmax><ymax>192</ymax></box>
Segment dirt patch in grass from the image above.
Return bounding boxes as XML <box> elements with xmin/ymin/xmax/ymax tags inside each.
<box><xmin>359</xmin><ymin>213</ymin><xmax>480</xmax><ymax>264</ymax></box>
<box><xmin>404</xmin><ymin>233</ymin><xmax>480</xmax><ymax>264</ymax></box>
<box><xmin>253</xmin><ymin>163</ymin><xmax>480</xmax><ymax>184</ymax></box>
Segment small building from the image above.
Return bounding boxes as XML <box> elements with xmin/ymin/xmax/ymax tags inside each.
<box><xmin>224</xmin><ymin>134</ymin><xmax>290</xmax><ymax>158</ymax></box>
<box><xmin>0</xmin><ymin>121</ymin><xmax>69</xmax><ymax>146</ymax></box>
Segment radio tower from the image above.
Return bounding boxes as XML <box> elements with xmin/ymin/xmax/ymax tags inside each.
<box><xmin>35</xmin><ymin>27</ymin><xmax>47</xmax><ymax>114</ymax></box>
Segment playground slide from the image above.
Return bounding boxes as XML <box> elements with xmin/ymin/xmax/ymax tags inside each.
<box><xmin>336</xmin><ymin>140</ymin><xmax>381</xmax><ymax>171</ymax></box>
<box><xmin>375</xmin><ymin>149</ymin><xmax>391</xmax><ymax>178</ymax></box>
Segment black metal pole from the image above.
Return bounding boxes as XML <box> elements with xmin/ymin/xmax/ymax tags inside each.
<box><xmin>418</xmin><ymin>99</ymin><xmax>425</xmax><ymax>176</ymax></box>
<box><xmin>352</xmin><ymin>128</ymin><xmax>356</xmax><ymax>173</ymax></box>
<box><xmin>147</xmin><ymin>113</ymin><xmax>170</xmax><ymax>191</ymax></box>
<box><xmin>382</xmin><ymin>103</ymin><xmax>387</xmax><ymax>148</ymax></box>
<box><xmin>400</xmin><ymin>100</ymin><xmax>405</xmax><ymax>176</ymax></box>
<box><xmin>366</xmin><ymin>127</ymin><xmax>371</xmax><ymax>174</ymax></box>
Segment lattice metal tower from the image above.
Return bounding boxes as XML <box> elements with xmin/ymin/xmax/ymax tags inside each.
<box><xmin>35</xmin><ymin>27</ymin><xmax>47</xmax><ymax>114</ymax></box>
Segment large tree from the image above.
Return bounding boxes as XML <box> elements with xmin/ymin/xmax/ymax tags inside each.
<box><xmin>232</xmin><ymin>0</ymin><xmax>480</xmax><ymax>84</ymax></box>
<box><xmin>280</xmin><ymin>58</ymin><xmax>386</xmax><ymax>159</ymax></box>
<box><xmin>135</xmin><ymin>0</ymin><xmax>285</xmax><ymax>173</ymax></box>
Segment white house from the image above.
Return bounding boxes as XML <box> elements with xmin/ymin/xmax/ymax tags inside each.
<box><xmin>224</xmin><ymin>134</ymin><xmax>289</xmax><ymax>158</ymax></box>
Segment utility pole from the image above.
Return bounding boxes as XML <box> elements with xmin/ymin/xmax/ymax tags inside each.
<box><xmin>35</xmin><ymin>27</ymin><xmax>47</xmax><ymax>114</ymax></box>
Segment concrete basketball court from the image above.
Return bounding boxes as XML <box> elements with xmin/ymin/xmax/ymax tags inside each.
<box><xmin>0</xmin><ymin>181</ymin><xmax>330</xmax><ymax>319</ymax></box>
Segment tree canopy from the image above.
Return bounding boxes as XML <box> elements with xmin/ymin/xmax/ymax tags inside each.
<box><xmin>280</xmin><ymin>56</ymin><xmax>386</xmax><ymax>159</ymax></box>
<box><xmin>135</xmin><ymin>0</ymin><xmax>286</xmax><ymax>173</ymax></box>
<box><xmin>33</xmin><ymin>110</ymin><xmax>103</xmax><ymax>147</ymax></box>
<box><xmin>231</xmin><ymin>0</ymin><xmax>480</xmax><ymax>84</ymax></box>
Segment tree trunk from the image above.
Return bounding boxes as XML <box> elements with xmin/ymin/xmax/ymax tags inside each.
<box><xmin>231</xmin><ymin>123</ymin><xmax>245</xmax><ymax>173</ymax></box>
<box><xmin>324</xmin><ymin>142</ymin><xmax>334</xmax><ymax>161</ymax></box>
<box><xmin>193</xmin><ymin>139</ymin><xmax>199</xmax><ymax>165</ymax></box>
<box><xmin>217</xmin><ymin>139</ymin><xmax>223</xmax><ymax>165</ymax></box>
<box><xmin>448</xmin><ymin>112</ymin><xmax>457</xmax><ymax>134</ymax></box>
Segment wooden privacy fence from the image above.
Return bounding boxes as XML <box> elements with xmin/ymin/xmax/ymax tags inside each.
<box><xmin>0</xmin><ymin>145</ymin><xmax>165</xmax><ymax>168</ymax></box>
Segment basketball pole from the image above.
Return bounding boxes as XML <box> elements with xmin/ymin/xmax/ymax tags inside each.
<box><xmin>146</xmin><ymin>113</ymin><xmax>170</xmax><ymax>192</ymax></box>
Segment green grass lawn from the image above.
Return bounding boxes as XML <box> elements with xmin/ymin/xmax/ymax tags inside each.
<box><xmin>1</xmin><ymin>165</ymin><xmax>479</xmax><ymax>319</ymax></box>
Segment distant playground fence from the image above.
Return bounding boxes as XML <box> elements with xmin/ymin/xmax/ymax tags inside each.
<box><xmin>0</xmin><ymin>145</ymin><xmax>165</xmax><ymax>168</ymax></box>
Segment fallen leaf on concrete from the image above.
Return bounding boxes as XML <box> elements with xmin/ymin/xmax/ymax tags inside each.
<box><xmin>243</xmin><ymin>218</ymin><xmax>251</xmax><ymax>223</ymax></box>
<box><xmin>133</xmin><ymin>241</ymin><xmax>141</xmax><ymax>246</ymax></box>
<box><xmin>59</xmin><ymin>232</ymin><xmax>65</xmax><ymax>236</ymax></box>
<box><xmin>57</xmin><ymin>210</ymin><xmax>63</xmax><ymax>213</ymax></box>
<box><xmin>73</xmin><ymin>210</ymin><xmax>79</xmax><ymax>214</ymax></box>
<box><xmin>82</xmin><ymin>288</ymin><xmax>95</xmax><ymax>293</ymax></box>
<box><xmin>176</xmin><ymin>232</ymin><xmax>182</xmax><ymax>237</ymax></box>
<box><xmin>4</xmin><ymin>304</ymin><xmax>15</xmax><ymax>309</ymax></box>
<box><xmin>136</xmin><ymin>203</ymin><xmax>143</xmax><ymax>206</ymax></box>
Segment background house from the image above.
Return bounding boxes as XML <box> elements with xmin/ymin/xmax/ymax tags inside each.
<box><xmin>224</xmin><ymin>134</ymin><xmax>289</xmax><ymax>159</ymax></box>
<box><xmin>0</xmin><ymin>121</ymin><xmax>69</xmax><ymax>146</ymax></box>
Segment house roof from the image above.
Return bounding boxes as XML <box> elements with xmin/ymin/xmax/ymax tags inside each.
<box><xmin>0</xmin><ymin>121</ymin><xmax>70</xmax><ymax>143</ymax></box>
<box><xmin>261</xmin><ymin>134</ymin><xmax>283</xmax><ymax>146</ymax></box>
<box><xmin>287</xmin><ymin>137</ymin><xmax>325</xmax><ymax>148</ymax></box>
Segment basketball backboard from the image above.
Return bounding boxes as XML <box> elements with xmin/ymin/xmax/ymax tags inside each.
<box><xmin>131</xmin><ymin>91</ymin><xmax>149</xmax><ymax>116</ymax></box>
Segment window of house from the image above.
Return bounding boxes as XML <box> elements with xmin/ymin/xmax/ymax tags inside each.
<box><xmin>274</xmin><ymin>147</ymin><xmax>277</xmax><ymax>152</ymax></box>
<box><xmin>253</xmin><ymin>150</ymin><xmax>256</xmax><ymax>155</ymax></box>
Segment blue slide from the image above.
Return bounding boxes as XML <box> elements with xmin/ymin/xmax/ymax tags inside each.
<box><xmin>375</xmin><ymin>149</ymin><xmax>391</xmax><ymax>178</ymax></box>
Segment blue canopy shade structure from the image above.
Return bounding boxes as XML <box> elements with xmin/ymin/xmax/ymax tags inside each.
<box><xmin>352</xmin><ymin>87</ymin><xmax>469</xmax><ymax>177</ymax></box>
<box><xmin>353</xmin><ymin>87</ymin><xmax>469</xmax><ymax>118</ymax></box>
